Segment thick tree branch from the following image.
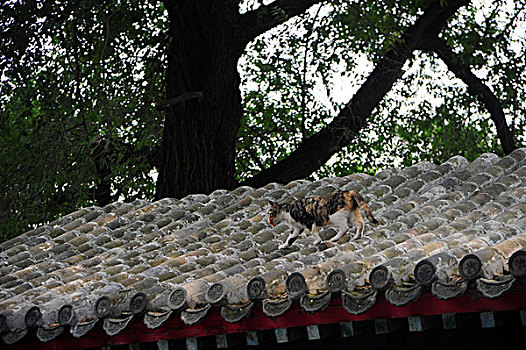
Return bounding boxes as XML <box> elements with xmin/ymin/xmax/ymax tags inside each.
<box><xmin>242</xmin><ymin>0</ymin><xmax>468</xmax><ymax>188</ymax></box>
<box><xmin>419</xmin><ymin>37</ymin><xmax>517</xmax><ymax>155</ymax></box>
<box><xmin>238</xmin><ymin>0</ymin><xmax>325</xmax><ymax>44</ymax></box>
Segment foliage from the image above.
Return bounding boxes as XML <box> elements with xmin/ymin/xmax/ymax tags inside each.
<box><xmin>0</xmin><ymin>0</ymin><xmax>167</xmax><ymax>241</ymax></box>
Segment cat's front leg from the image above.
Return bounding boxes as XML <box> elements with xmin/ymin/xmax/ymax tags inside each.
<box><xmin>330</xmin><ymin>228</ymin><xmax>349</xmax><ymax>242</ymax></box>
<box><xmin>279</xmin><ymin>227</ymin><xmax>303</xmax><ymax>249</ymax></box>
<box><xmin>311</xmin><ymin>224</ymin><xmax>322</xmax><ymax>245</ymax></box>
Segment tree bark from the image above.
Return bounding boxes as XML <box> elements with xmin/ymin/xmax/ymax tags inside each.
<box><xmin>242</xmin><ymin>0</ymin><xmax>468</xmax><ymax>188</ymax></box>
<box><xmin>419</xmin><ymin>36</ymin><xmax>517</xmax><ymax>155</ymax></box>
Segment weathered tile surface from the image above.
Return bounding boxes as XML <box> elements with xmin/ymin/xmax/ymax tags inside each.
<box><xmin>2</xmin><ymin>150</ymin><xmax>526</xmax><ymax>345</ymax></box>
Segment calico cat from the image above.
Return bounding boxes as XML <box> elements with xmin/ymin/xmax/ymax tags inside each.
<box><xmin>268</xmin><ymin>190</ymin><xmax>378</xmax><ymax>249</ymax></box>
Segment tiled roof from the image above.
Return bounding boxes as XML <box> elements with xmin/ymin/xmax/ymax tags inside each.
<box><xmin>2</xmin><ymin>150</ymin><xmax>526</xmax><ymax>347</ymax></box>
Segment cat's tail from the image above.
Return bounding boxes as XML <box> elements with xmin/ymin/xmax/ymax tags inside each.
<box><xmin>350</xmin><ymin>191</ymin><xmax>379</xmax><ymax>225</ymax></box>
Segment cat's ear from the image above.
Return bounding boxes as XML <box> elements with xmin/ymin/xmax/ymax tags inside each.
<box><xmin>269</xmin><ymin>200</ymin><xmax>281</xmax><ymax>209</ymax></box>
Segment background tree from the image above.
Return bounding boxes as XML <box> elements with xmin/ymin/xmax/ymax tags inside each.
<box><xmin>1</xmin><ymin>0</ymin><xmax>525</xmax><ymax>241</ymax></box>
<box><xmin>0</xmin><ymin>0</ymin><xmax>166</xmax><ymax>238</ymax></box>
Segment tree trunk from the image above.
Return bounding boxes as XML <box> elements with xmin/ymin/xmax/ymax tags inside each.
<box><xmin>155</xmin><ymin>1</ymin><xmax>243</xmax><ymax>199</ymax></box>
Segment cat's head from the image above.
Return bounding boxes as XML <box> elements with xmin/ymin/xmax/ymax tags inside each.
<box><xmin>268</xmin><ymin>200</ymin><xmax>283</xmax><ymax>227</ymax></box>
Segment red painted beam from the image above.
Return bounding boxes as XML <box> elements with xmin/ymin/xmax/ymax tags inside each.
<box><xmin>9</xmin><ymin>286</ymin><xmax>526</xmax><ymax>350</ymax></box>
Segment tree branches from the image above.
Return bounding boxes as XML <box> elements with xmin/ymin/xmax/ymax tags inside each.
<box><xmin>242</xmin><ymin>0</ymin><xmax>469</xmax><ymax>188</ymax></box>
<box><xmin>419</xmin><ymin>36</ymin><xmax>517</xmax><ymax>155</ymax></box>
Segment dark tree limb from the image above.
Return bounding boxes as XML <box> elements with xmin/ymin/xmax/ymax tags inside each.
<box><xmin>419</xmin><ymin>36</ymin><xmax>517</xmax><ymax>155</ymax></box>
<box><xmin>91</xmin><ymin>135</ymin><xmax>160</xmax><ymax>205</ymax></box>
<box><xmin>238</xmin><ymin>0</ymin><xmax>324</xmax><ymax>45</ymax></box>
<box><xmin>242</xmin><ymin>0</ymin><xmax>468</xmax><ymax>188</ymax></box>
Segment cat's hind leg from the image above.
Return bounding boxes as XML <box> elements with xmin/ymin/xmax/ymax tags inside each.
<box><xmin>329</xmin><ymin>210</ymin><xmax>350</xmax><ymax>242</ymax></box>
